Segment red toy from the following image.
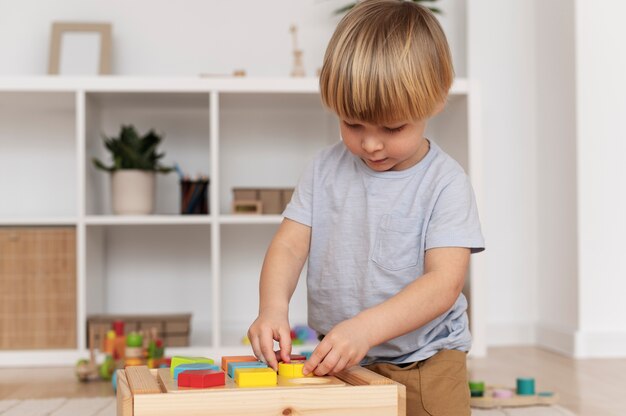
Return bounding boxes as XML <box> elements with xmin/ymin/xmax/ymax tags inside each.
<box><xmin>178</xmin><ymin>369</ymin><xmax>226</xmax><ymax>388</ymax></box>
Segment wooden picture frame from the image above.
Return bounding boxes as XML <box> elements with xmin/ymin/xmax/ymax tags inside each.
<box><xmin>48</xmin><ymin>22</ymin><xmax>112</xmax><ymax>75</ymax></box>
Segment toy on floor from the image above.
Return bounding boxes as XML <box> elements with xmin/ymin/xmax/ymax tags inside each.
<box><xmin>469</xmin><ymin>377</ymin><xmax>559</xmax><ymax>408</ymax></box>
<box><xmin>76</xmin><ymin>320</ymin><xmax>170</xmax><ymax>383</ymax></box>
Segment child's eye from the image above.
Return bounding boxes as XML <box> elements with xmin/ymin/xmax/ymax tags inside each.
<box><xmin>385</xmin><ymin>125</ymin><xmax>405</xmax><ymax>133</ymax></box>
<box><xmin>344</xmin><ymin>122</ymin><xmax>361</xmax><ymax>129</ymax></box>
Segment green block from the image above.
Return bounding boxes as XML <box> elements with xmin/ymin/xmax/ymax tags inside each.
<box><xmin>468</xmin><ymin>380</ymin><xmax>485</xmax><ymax>392</ymax></box>
<box><xmin>170</xmin><ymin>356</ymin><xmax>215</xmax><ymax>377</ymax></box>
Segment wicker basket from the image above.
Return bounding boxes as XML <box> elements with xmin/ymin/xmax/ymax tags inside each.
<box><xmin>0</xmin><ymin>227</ymin><xmax>76</xmax><ymax>349</ymax></box>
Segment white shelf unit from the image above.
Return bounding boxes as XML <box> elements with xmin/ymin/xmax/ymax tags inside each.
<box><xmin>0</xmin><ymin>76</ymin><xmax>485</xmax><ymax>366</ymax></box>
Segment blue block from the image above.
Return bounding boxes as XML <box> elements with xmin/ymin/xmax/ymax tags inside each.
<box><xmin>174</xmin><ymin>363</ymin><xmax>220</xmax><ymax>380</ymax></box>
<box><xmin>227</xmin><ymin>361</ymin><xmax>267</xmax><ymax>378</ymax></box>
<box><xmin>301</xmin><ymin>351</ymin><xmax>314</xmax><ymax>360</ymax></box>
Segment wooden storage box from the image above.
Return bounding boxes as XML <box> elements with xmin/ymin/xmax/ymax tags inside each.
<box><xmin>0</xmin><ymin>227</ymin><xmax>76</xmax><ymax>349</ymax></box>
<box><xmin>87</xmin><ymin>313</ymin><xmax>191</xmax><ymax>348</ymax></box>
<box><xmin>117</xmin><ymin>365</ymin><xmax>405</xmax><ymax>416</ymax></box>
<box><xmin>232</xmin><ymin>188</ymin><xmax>294</xmax><ymax>215</ymax></box>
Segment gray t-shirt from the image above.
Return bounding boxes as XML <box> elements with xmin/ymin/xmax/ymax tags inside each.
<box><xmin>283</xmin><ymin>139</ymin><xmax>485</xmax><ymax>365</ymax></box>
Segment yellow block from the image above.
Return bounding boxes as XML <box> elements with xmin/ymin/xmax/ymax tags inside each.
<box><xmin>170</xmin><ymin>356</ymin><xmax>214</xmax><ymax>377</ymax></box>
<box><xmin>278</xmin><ymin>362</ymin><xmax>307</xmax><ymax>378</ymax></box>
<box><xmin>235</xmin><ymin>367</ymin><xmax>277</xmax><ymax>387</ymax></box>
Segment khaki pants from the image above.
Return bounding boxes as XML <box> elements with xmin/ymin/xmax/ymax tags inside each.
<box><xmin>365</xmin><ymin>349</ymin><xmax>471</xmax><ymax>416</ymax></box>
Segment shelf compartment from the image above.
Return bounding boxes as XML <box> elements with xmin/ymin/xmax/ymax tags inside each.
<box><xmin>0</xmin><ymin>227</ymin><xmax>76</xmax><ymax>350</ymax></box>
<box><xmin>85</xmin><ymin>92</ymin><xmax>211</xmax><ymax>216</ymax></box>
<box><xmin>85</xmin><ymin>224</ymin><xmax>213</xmax><ymax>347</ymax></box>
<box><xmin>218</xmin><ymin>92</ymin><xmax>339</xmax><ymax>215</ymax></box>
<box><xmin>0</xmin><ymin>92</ymin><xmax>76</xmax><ymax>218</ymax></box>
<box><xmin>219</xmin><ymin>223</ymin><xmax>308</xmax><ymax>347</ymax></box>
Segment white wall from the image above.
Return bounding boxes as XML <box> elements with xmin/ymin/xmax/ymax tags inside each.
<box><xmin>575</xmin><ymin>0</ymin><xmax>626</xmax><ymax>357</ymax></box>
<box><xmin>468</xmin><ymin>0</ymin><xmax>539</xmax><ymax>345</ymax></box>
<box><xmin>0</xmin><ymin>0</ymin><xmax>467</xmax><ymax>77</ymax></box>
<box><xmin>534</xmin><ymin>0</ymin><xmax>579</xmax><ymax>355</ymax></box>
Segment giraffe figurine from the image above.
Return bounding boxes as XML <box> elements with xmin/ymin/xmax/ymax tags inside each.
<box><xmin>289</xmin><ymin>24</ymin><xmax>306</xmax><ymax>77</ymax></box>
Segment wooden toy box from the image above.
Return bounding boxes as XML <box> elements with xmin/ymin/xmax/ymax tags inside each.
<box><xmin>117</xmin><ymin>365</ymin><xmax>406</xmax><ymax>416</ymax></box>
<box><xmin>87</xmin><ymin>313</ymin><xmax>191</xmax><ymax>348</ymax></box>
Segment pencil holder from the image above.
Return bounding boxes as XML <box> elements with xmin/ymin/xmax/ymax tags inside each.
<box><xmin>180</xmin><ymin>179</ymin><xmax>209</xmax><ymax>214</ymax></box>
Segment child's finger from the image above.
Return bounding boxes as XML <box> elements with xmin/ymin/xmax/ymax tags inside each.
<box><xmin>248</xmin><ymin>332</ymin><xmax>264</xmax><ymax>363</ymax></box>
<box><xmin>303</xmin><ymin>340</ymin><xmax>331</xmax><ymax>375</ymax></box>
<box><xmin>329</xmin><ymin>355</ymin><xmax>350</xmax><ymax>375</ymax></box>
<box><xmin>314</xmin><ymin>349</ymin><xmax>340</xmax><ymax>376</ymax></box>
<box><xmin>278</xmin><ymin>327</ymin><xmax>292</xmax><ymax>363</ymax></box>
<box><xmin>260</xmin><ymin>328</ymin><xmax>278</xmax><ymax>370</ymax></box>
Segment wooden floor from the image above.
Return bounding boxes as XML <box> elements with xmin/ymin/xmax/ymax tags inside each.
<box><xmin>0</xmin><ymin>347</ymin><xmax>624</xmax><ymax>415</ymax></box>
<box><xmin>468</xmin><ymin>347</ymin><xmax>626</xmax><ymax>416</ymax></box>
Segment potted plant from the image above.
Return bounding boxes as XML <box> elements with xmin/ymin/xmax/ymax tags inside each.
<box><xmin>92</xmin><ymin>125</ymin><xmax>173</xmax><ymax>215</ymax></box>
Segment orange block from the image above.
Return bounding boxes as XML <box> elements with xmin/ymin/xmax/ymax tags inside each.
<box><xmin>220</xmin><ymin>355</ymin><xmax>258</xmax><ymax>373</ymax></box>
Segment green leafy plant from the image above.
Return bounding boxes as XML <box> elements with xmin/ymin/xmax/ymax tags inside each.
<box><xmin>92</xmin><ymin>125</ymin><xmax>173</xmax><ymax>173</ymax></box>
<box><xmin>335</xmin><ymin>0</ymin><xmax>441</xmax><ymax>15</ymax></box>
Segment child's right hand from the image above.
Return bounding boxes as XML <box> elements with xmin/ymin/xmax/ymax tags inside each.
<box><xmin>247</xmin><ymin>310</ymin><xmax>292</xmax><ymax>371</ymax></box>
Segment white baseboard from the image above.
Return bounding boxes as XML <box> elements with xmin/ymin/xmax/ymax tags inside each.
<box><xmin>574</xmin><ymin>329</ymin><xmax>626</xmax><ymax>358</ymax></box>
<box><xmin>487</xmin><ymin>322</ymin><xmax>535</xmax><ymax>346</ymax></box>
<box><xmin>535</xmin><ymin>323</ymin><xmax>577</xmax><ymax>356</ymax></box>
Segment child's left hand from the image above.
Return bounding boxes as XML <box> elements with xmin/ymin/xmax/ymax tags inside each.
<box><xmin>302</xmin><ymin>316</ymin><xmax>370</xmax><ymax>376</ymax></box>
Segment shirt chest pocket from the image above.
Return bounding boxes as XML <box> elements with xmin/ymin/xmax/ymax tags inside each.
<box><xmin>371</xmin><ymin>215</ymin><xmax>423</xmax><ymax>271</ymax></box>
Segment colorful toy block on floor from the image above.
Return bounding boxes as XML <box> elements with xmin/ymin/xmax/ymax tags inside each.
<box><xmin>234</xmin><ymin>367</ymin><xmax>277</xmax><ymax>387</ymax></box>
<box><xmin>227</xmin><ymin>361</ymin><xmax>268</xmax><ymax>378</ymax></box>
<box><xmin>178</xmin><ymin>369</ymin><xmax>226</xmax><ymax>388</ymax></box>
<box><xmin>278</xmin><ymin>361</ymin><xmax>308</xmax><ymax>378</ymax></box>
<box><xmin>220</xmin><ymin>355</ymin><xmax>258</xmax><ymax>372</ymax></box>
<box><xmin>170</xmin><ymin>356</ymin><xmax>215</xmax><ymax>377</ymax></box>
<box><xmin>173</xmin><ymin>363</ymin><xmax>220</xmax><ymax>380</ymax></box>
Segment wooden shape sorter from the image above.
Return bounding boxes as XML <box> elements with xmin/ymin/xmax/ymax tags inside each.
<box><xmin>117</xmin><ymin>365</ymin><xmax>406</xmax><ymax>415</ymax></box>
<box><xmin>470</xmin><ymin>386</ymin><xmax>560</xmax><ymax>409</ymax></box>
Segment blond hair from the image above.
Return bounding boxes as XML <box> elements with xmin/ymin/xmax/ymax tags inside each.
<box><xmin>320</xmin><ymin>0</ymin><xmax>454</xmax><ymax>123</ymax></box>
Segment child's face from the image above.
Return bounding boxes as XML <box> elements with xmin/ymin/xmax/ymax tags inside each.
<box><xmin>340</xmin><ymin>118</ymin><xmax>429</xmax><ymax>172</ymax></box>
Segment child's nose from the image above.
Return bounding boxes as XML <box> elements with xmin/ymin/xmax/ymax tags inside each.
<box><xmin>361</xmin><ymin>136</ymin><xmax>383</xmax><ymax>153</ymax></box>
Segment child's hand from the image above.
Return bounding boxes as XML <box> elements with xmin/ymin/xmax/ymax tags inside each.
<box><xmin>303</xmin><ymin>317</ymin><xmax>370</xmax><ymax>376</ymax></box>
<box><xmin>247</xmin><ymin>310</ymin><xmax>292</xmax><ymax>371</ymax></box>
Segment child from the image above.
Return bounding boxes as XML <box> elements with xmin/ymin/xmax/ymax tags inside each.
<box><xmin>248</xmin><ymin>1</ymin><xmax>484</xmax><ymax>414</ymax></box>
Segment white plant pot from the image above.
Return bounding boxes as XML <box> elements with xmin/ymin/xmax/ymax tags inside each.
<box><xmin>111</xmin><ymin>170</ymin><xmax>156</xmax><ymax>215</ymax></box>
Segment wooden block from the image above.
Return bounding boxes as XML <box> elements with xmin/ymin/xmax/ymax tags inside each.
<box><xmin>173</xmin><ymin>363</ymin><xmax>220</xmax><ymax>380</ymax></box>
<box><xmin>115</xmin><ymin>369</ymin><xmax>133</xmax><ymax>416</ymax></box>
<box><xmin>170</xmin><ymin>356</ymin><xmax>214</xmax><ymax>377</ymax></box>
<box><xmin>277</xmin><ymin>354</ymin><xmax>307</xmax><ymax>362</ymax></box>
<box><xmin>220</xmin><ymin>355</ymin><xmax>258</xmax><ymax>372</ymax></box>
<box><xmin>234</xmin><ymin>367</ymin><xmax>277</xmax><ymax>387</ymax></box>
<box><xmin>126</xmin><ymin>365</ymin><xmax>161</xmax><ymax>395</ymax></box>
<box><xmin>178</xmin><ymin>369</ymin><xmax>226</xmax><ymax>388</ymax></box>
<box><xmin>335</xmin><ymin>366</ymin><xmax>396</xmax><ymax>385</ymax></box>
<box><xmin>228</xmin><ymin>361</ymin><xmax>267</xmax><ymax>378</ymax></box>
<box><xmin>278</xmin><ymin>361</ymin><xmax>307</xmax><ymax>378</ymax></box>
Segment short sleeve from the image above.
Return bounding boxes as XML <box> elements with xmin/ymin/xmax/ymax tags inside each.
<box><xmin>282</xmin><ymin>158</ymin><xmax>315</xmax><ymax>227</ymax></box>
<box><xmin>425</xmin><ymin>173</ymin><xmax>485</xmax><ymax>253</ymax></box>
